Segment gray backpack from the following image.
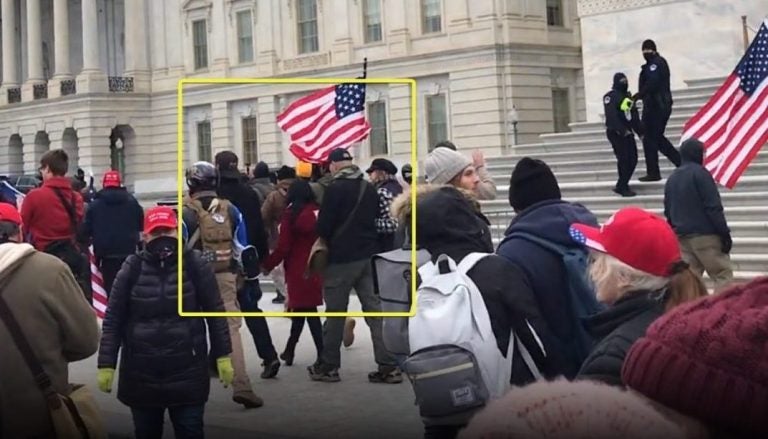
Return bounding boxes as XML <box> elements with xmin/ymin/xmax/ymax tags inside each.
<box><xmin>372</xmin><ymin>245</ymin><xmax>431</xmax><ymax>357</ymax></box>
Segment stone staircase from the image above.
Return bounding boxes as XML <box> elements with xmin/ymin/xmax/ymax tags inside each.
<box><xmin>481</xmin><ymin>77</ymin><xmax>768</xmax><ymax>285</ymax></box>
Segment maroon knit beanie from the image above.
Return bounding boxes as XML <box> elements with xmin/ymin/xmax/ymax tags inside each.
<box><xmin>622</xmin><ymin>277</ymin><xmax>768</xmax><ymax>436</ymax></box>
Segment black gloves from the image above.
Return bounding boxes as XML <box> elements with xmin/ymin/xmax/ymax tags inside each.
<box><xmin>241</xmin><ymin>246</ymin><xmax>260</xmax><ymax>281</ymax></box>
<box><xmin>721</xmin><ymin>234</ymin><xmax>733</xmax><ymax>254</ymax></box>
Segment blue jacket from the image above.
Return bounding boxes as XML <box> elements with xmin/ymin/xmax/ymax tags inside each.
<box><xmin>80</xmin><ymin>188</ymin><xmax>143</xmax><ymax>259</ymax></box>
<box><xmin>496</xmin><ymin>199</ymin><xmax>598</xmax><ymax>380</ymax></box>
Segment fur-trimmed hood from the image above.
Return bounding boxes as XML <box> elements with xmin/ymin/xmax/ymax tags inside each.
<box><xmin>390</xmin><ymin>184</ymin><xmax>482</xmax><ymax>224</ymax></box>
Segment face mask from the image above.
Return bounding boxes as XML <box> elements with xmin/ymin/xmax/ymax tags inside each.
<box><xmin>643</xmin><ymin>52</ymin><xmax>654</xmax><ymax>62</ymax></box>
<box><xmin>146</xmin><ymin>236</ymin><xmax>178</xmax><ymax>260</ymax></box>
<box><xmin>617</xmin><ymin>81</ymin><xmax>629</xmax><ymax>93</ymax></box>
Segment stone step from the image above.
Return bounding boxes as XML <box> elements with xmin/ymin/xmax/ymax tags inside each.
<box><xmin>684</xmin><ymin>76</ymin><xmax>727</xmax><ymax>89</ymax></box>
<box><xmin>488</xmin><ymin>161</ymin><xmax>768</xmax><ymax>185</ymax></box>
<box><xmin>731</xmin><ymin>254</ymin><xmax>768</xmax><ymax>273</ymax></box>
<box><xmin>482</xmin><ymin>199</ymin><xmax>768</xmax><ymax>221</ymax></box>
<box><xmin>489</xmin><ymin>176</ymin><xmax>768</xmax><ymax>201</ymax></box>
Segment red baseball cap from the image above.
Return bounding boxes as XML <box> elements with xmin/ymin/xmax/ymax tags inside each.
<box><xmin>570</xmin><ymin>207</ymin><xmax>682</xmax><ymax>278</ymax></box>
<box><xmin>103</xmin><ymin>170</ymin><xmax>121</xmax><ymax>188</ymax></box>
<box><xmin>144</xmin><ymin>206</ymin><xmax>178</xmax><ymax>234</ymax></box>
<box><xmin>0</xmin><ymin>202</ymin><xmax>22</xmax><ymax>225</ymax></box>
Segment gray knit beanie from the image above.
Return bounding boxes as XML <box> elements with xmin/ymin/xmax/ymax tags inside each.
<box><xmin>424</xmin><ymin>148</ymin><xmax>472</xmax><ymax>185</ymax></box>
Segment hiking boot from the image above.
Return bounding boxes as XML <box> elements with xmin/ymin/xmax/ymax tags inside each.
<box><xmin>261</xmin><ymin>359</ymin><xmax>281</xmax><ymax>379</ymax></box>
<box><xmin>280</xmin><ymin>350</ymin><xmax>295</xmax><ymax>366</ymax></box>
<box><xmin>307</xmin><ymin>362</ymin><xmax>341</xmax><ymax>382</ymax></box>
<box><xmin>612</xmin><ymin>187</ymin><xmax>637</xmax><ymax>197</ymax></box>
<box><xmin>343</xmin><ymin>318</ymin><xmax>356</xmax><ymax>348</ymax></box>
<box><xmin>368</xmin><ymin>366</ymin><xmax>403</xmax><ymax>384</ymax></box>
<box><xmin>272</xmin><ymin>292</ymin><xmax>286</xmax><ymax>304</ymax></box>
<box><xmin>232</xmin><ymin>391</ymin><xmax>264</xmax><ymax>409</ymax></box>
<box><xmin>638</xmin><ymin>174</ymin><xmax>661</xmax><ymax>182</ymax></box>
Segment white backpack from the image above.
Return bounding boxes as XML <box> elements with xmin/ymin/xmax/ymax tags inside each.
<box><xmin>403</xmin><ymin>253</ymin><xmax>542</xmax><ymax>418</ymax></box>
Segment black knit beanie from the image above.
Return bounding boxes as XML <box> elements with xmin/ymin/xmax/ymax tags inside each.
<box><xmin>508</xmin><ymin>157</ymin><xmax>561</xmax><ymax>212</ymax></box>
<box><xmin>642</xmin><ymin>39</ymin><xmax>657</xmax><ymax>51</ymax></box>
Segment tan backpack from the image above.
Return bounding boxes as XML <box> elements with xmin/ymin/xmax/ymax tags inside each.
<box><xmin>185</xmin><ymin>198</ymin><xmax>234</xmax><ymax>273</ymax></box>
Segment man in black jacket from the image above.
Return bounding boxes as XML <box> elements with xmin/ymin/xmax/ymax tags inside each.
<box><xmin>664</xmin><ymin>138</ymin><xmax>734</xmax><ymax>291</ymax></box>
<box><xmin>604</xmin><ymin>72</ymin><xmax>643</xmax><ymax>197</ymax></box>
<box><xmin>632</xmin><ymin>39</ymin><xmax>681</xmax><ymax>181</ymax></box>
<box><xmin>79</xmin><ymin>170</ymin><xmax>143</xmax><ymax>295</ymax></box>
<box><xmin>309</xmin><ymin>148</ymin><xmax>398</xmax><ymax>383</ymax></box>
<box><xmin>214</xmin><ymin>151</ymin><xmax>281</xmax><ymax>379</ymax></box>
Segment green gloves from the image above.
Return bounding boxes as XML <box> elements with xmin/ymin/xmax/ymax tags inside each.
<box><xmin>217</xmin><ymin>357</ymin><xmax>234</xmax><ymax>388</ymax></box>
<box><xmin>97</xmin><ymin>368</ymin><xmax>115</xmax><ymax>393</ymax></box>
<box><xmin>620</xmin><ymin>97</ymin><xmax>634</xmax><ymax>112</ymax></box>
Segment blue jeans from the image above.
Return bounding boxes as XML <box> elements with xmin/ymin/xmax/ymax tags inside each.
<box><xmin>131</xmin><ymin>404</ymin><xmax>204</xmax><ymax>439</ymax></box>
<box><xmin>237</xmin><ymin>279</ymin><xmax>278</xmax><ymax>362</ymax></box>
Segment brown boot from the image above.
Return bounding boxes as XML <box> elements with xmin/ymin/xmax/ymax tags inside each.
<box><xmin>233</xmin><ymin>390</ymin><xmax>264</xmax><ymax>409</ymax></box>
<box><xmin>343</xmin><ymin>318</ymin><xmax>356</xmax><ymax>348</ymax></box>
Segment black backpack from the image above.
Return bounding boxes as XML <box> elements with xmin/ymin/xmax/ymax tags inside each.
<box><xmin>44</xmin><ymin>188</ymin><xmax>91</xmax><ymax>301</ymax></box>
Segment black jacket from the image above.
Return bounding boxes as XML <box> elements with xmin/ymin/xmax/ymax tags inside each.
<box><xmin>79</xmin><ymin>188</ymin><xmax>143</xmax><ymax>259</ymax></box>
<box><xmin>664</xmin><ymin>141</ymin><xmax>731</xmax><ymax>244</ymax></box>
<box><xmin>417</xmin><ymin>187</ymin><xmax>558</xmax><ymax>386</ymax></box>
<box><xmin>316</xmin><ymin>165</ymin><xmax>379</xmax><ymax>264</ymax></box>
<box><xmin>496</xmin><ymin>199</ymin><xmax>599</xmax><ymax>380</ymax></box>
<box><xmin>636</xmin><ymin>53</ymin><xmax>673</xmax><ymax>110</ymax></box>
<box><xmin>217</xmin><ymin>174</ymin><xmax>269</xmax><ymax>260</ymax></box>
<box><xmin>578</xmin><ymin>292</ymin><xmax>665</xmax><ymax>386</ymax></box>
<box><xmin>98</xmin><ymin>249</ymin><xmax>231</xmax><ymax>407</ymax></box>
<box><xmin>604</xmin><ymin>73</ymin><xmax>643</xmax><ymax>137</ymax></box>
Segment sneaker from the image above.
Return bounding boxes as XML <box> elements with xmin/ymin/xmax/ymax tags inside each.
<box><xmin>307</xmin><ymin>363</ymin><xmax>341</xmax><ymax>382</ymax></box>
<box><xmin>368</xmin><ymin>366</ymin><xmax>403</xmax><ymax>384</ymax></box>
<box><xmin>261</xmin><ymin>359</ymin><xmax>281</xmax><ymax>379</ymax></box>
<box><xmin>343</xmin><ymin>318</ymin><xmax>356</xmax><ymax>348</ymax></box>
<box><xmin>612</xmin><ymin>187</ymin><xmax>637</xmax><ymax>197</ymax></box>
<box><xmin>638</xmin><ymin>174</ymin><xmax>661</xmax><ymax>182</ymax></box>
<box><xmin>232</xmin><ymin>391</ymin><xmax>264</xmax><ymax>409</ymax></box>
<box><xmin>272</xmin><ymin>292</ymin><xmax>286</xmax><ymax>304</ymax></box>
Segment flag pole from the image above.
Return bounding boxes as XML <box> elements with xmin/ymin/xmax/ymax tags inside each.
<box><xmin>362</xmin><ymin>57</ymin><xmax>368</xmax><ymax>79</ymax></box>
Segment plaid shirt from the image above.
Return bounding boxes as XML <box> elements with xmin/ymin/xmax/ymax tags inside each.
<box><xmin>375</xmin><ymin>181</ymin><xmax>399</xmax><ymax>235</ymax></box>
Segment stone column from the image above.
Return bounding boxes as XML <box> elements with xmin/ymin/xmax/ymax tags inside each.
<box><xmin>446</xmin><ymin>0</ymin><xmax>471</xmax><ymax>30</ymax></box>
<box><xmin>48</xmin><ymin>0</ymin><xmax>72</xmax><ymax>98</ymax></box>
<box><xmin>387</xmin><ymin>0</ymin><xmax>411</xmax><ymax>57</ymax></box>
<box><xmin>256</xmin><ymin>0</ymin><xmax>278</xmax><ymax>75</ymax></box>
<box><xmin>331</xmin><ymin>0</ymin><xmax>353</xmax><ymax>65</ymax></box>
<box><xmin>124</xmin><ymin>0</ymin><xmax>150</xmax><ymax>92</ymax></box>
<box><xmin>1</xmin><ymin>0</ymin><xmax>19</xmax><ymax>105</ymax></box>
<box><xmin>22</xmin><ymin>0</ymin><xmax>45</xmax><ymax>101</ymax></box>
<box><xmin>77</xmin><ymin>0</ymin><xmax>107</xmax><ymax>93</ymax></box>
<box><xmin>210</xmin><ymin>101</ymin><xmax>231</xmax><ymax>158</ymax></box>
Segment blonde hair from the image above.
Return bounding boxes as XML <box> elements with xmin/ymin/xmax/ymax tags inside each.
<box><xmin>589</xmin><ymin>252</ymin><xmax>707</xmax><ymax>311</ymax></box>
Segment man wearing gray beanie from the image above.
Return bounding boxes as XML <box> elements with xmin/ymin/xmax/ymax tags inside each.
<box><xmin>431</xmin><ymin>141</ymin><xmax>497</xmax><ymax>200</ymax></box>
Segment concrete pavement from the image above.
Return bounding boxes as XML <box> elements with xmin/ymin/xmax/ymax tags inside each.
<box><xmin>70</xmin><ymin>291</ymin><xmax>424</xmax><ymax>439</ymax></box>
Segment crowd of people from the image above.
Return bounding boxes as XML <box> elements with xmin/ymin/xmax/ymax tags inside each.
<box><xmin>0</xmin><ymin>77</ymin><xmax>763</xmax><ymax>438</ymax></box>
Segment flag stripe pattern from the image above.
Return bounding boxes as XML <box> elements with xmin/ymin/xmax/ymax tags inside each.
<box><xmin>90</xmin><ymin>246</ymin><xmax>108</xmax><ymax>319</ymax></box>
<box><xmin>278</xmin><ymin>84</ymin><xmax>371</xmax><ymax>163</ymax></box>
<box><xmin>681</xmin><ymin>20</ymin><xmax>768</xmax><ymax>188</ymax></box>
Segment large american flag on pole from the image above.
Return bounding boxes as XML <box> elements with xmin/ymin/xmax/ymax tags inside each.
<box><xmin>277</xmin><ymin>83</ymin><xmax>371</xmax><ymax>164</ymax></box>
<box><xmin>680</xmin><ymin>19</ymin><xmax>768</xmax><ymax>188</ymax></box>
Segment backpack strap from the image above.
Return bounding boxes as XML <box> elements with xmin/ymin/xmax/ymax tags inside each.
<box><xmin>331</xmin><ymin>179</ymin><xmax>368</xmax><ymax>242</ymax></box>
<box><xmin>51</xmin><ymin>187</ymin><xmax>78</xmax><ymax>237</ymax></box>
<box><xmin>506</xmin><ymin>231</ymin><xmax>567</xmax><ymax>256</ymax></box>
<box><xmin>456</xmin><ymin>252</ymin><xmax>491</xmax><ymax>276</ymax></box>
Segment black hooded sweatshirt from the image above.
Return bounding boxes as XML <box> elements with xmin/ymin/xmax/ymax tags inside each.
<box><xmin>604</xmin><ymin>73</ymin><xmax>643</xmax><ymax>137</ymax></box>
<box><xmin>80</xmin><ymin>187</ymin><xmax>143</xmax><ymax>259</ymax></box>
<box><xmin>417</xmin><ymin>187</ymin><xmax>561</xmax><ymax>385</ymax></box>
<box><xmin>664</xmin><ymin>140</ymin><xmax>731</xmax><ymax>243</ymax></box>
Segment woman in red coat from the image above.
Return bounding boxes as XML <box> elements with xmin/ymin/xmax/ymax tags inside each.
<box><xmin>262</xmin><ymin>179</ymin><xmax>323</xmax><ymax>366</ymax></box>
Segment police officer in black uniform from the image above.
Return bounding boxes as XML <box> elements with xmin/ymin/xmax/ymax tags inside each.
<box><xmin>632</xmin><ymin>39</ymin><xmax>681</xmax><ymax>181</ymax></box>
<box><xmin>604</xmin><ymin>72</ymin><xmax>643</xmax><ymax>197</ymax></box>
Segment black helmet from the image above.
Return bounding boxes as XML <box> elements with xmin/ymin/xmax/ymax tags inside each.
<box><xmin>401</xmin><ymin>163</ymin><xmax>413</xmax><ymax>185</ymax></box>
<box><xmin>186</xmin><ymin>161</ymin><xmax>216</xmax><ymax>191</ymax></box>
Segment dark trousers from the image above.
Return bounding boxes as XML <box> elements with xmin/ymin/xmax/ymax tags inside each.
<box><xmin>424</xmin><ymin>425</ymin><xmax>462</xmax><ymax>439</ymax></box>
<box><xmin>607</xmin><ymin>130</ymin><xmax>638</xmax><ymax>191</ymax></box>
<box><xmin>237</xmin><ymin>280</ymin><xmax>278</xmax><ymax>362</ymax></box>
<box><xmin>642</xmin><ymin>106</ymin><xmax>681</xmax><ymax>176</ymax></box>
<box><xmin>131</xmin><ymin>404</ymin><xmax>205</xmax><ymax>439</ymax></box>
<box><xmin>99</xmin><ymin>256</ymin><xmax>127</xmax><ymax>296</ymax></box>
<box><xmin>285</xmin><ymin>307</ymin><xmax>323</xmax><ymax>358</ymax></box>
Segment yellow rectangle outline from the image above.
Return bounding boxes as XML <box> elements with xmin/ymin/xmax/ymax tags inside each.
<box><xmin>177</xmin><ymin>77</ymin><xmax>418</xmax><ymax>318</ymax></box>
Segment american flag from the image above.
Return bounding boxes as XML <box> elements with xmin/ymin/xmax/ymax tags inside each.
<box><xmin>681</xmin><ymin>20</ymin><xmax>768</xmax><ymax>188</ymax></box>
<box><xmin>90</xmin><ymin>246</ymin><xmax>108</xmax><ymax>319</ymax></box>
<box><xmin>277</xmin><ymin>83</ymin><xmax>371</xmax><ymax>164</ymax></box>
